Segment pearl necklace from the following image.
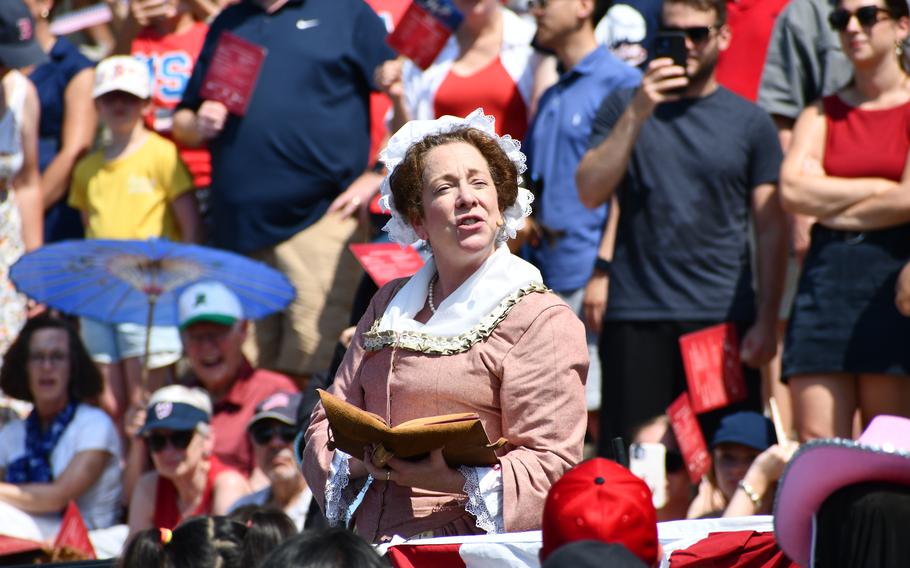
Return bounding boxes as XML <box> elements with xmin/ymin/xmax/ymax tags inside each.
<box><xmin>427</xmin><ymin>272</ymin><xmax>439</xmax><ymax>314</ymax></box>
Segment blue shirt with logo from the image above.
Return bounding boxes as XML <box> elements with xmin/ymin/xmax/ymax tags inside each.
<box><xmin>525</xmin><ymin>46</ymin><xmax>640</xmax><ymax>293</ymax></box>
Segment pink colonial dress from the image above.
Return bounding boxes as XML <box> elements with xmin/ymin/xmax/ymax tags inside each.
<box><xmin>303</xmin><ymin>246</ymin><xmax>589</xmax><ymax>542</ymax></box>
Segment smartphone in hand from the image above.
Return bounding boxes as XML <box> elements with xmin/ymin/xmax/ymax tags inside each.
<box><xmin>630</xmin><ymin>442</ymin><xmax>669</xmax><ymax>509</ymax></box>
<box><xmin>653</xmin><ymin>31</ymin><xmax>688</xmax><ymax>95</ymax></box>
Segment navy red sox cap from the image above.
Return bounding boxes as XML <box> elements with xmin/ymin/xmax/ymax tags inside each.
<box><xmin>0</xmin><ymin>1</ymin><xmax>47</xmax><ymax>69</ymax></box>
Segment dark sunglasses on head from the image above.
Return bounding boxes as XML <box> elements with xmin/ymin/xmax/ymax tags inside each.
<box><xmin>250</xmin><ymin>422</ymin><xmax>297</xmax><ymax>446</ymax></box>
<box><xmin>660</xmin><ymin>25</ymin><xmax>718</xmax><ymax>43</ymax></box>
<box><xmin>829</xmin><ymin>5</ymin><xmax>890</xmax><ymax>31</ymax></box>
<box><xmin>147</xmin><ymin>430</ymin><xmax>195</xmax><ymax>452</ymax></box>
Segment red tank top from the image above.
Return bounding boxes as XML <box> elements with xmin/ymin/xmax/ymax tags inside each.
<box><xmin>152</xmin><ymin>455</ymin><xmax>229</xmax><ymax>530</ymax></box>
<box><xmin>823</xmin><ymin>94</ymin><xmax>910</xmax><ymax>181</ymax></box>
<box><xmin>433</xmin><ymin>57</ymin><xmax>528</xmax><ymax>140</ymax></box>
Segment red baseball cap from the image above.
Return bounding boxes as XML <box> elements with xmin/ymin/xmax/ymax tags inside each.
<box><xmin>540</xmin><ymin>458</ymin><xmax>658</xmax><ymax>565</ymax></box>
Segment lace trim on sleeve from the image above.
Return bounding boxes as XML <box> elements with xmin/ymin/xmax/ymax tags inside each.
<box><xmin>325</xmin><ymin>451</ymin><xmax>372</xmax><ymax>527</ymax></box>
<box><xmin>459</xmin><ymin>466</ymin><xmax>504</xmax><ymax>534</ymax></box>
<box><xmin>324</xmin><ymin>451</ymin><xmax>351</xmax><ymax>526</ymax></box>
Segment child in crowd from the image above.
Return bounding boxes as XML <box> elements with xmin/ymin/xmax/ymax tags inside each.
<box><xmin>120</xmin><ymin>515</ymin><xmax>248</xmax><ymax>568</ymax></box>
<box><xmin>130</xmin><ymin>0</ymin><xmax>212</xmax><ymax>194</ymax></box>
<box><xmin>68</xmin><ymin>55</ymin><xmax>202</xmax><ymax>429</ymax></box>
<box><xmin>687</xmin><ymin>412</ymin><xmax>796</xmax><ymax>518</ymax></box>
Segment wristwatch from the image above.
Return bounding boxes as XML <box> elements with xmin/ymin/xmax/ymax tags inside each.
<box><xmin>738</xmin><ymin>479</ymin><xmax>762</xmax><ymax>509</ymax></box>
<box><xmin>593</xmin><ymin>257</ymin><xmax>612</xmax><ymax>275</ymax></box>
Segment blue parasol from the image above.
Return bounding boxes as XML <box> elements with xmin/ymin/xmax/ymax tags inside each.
<box><xmin>10</xmin><ymin>239</ymin><xmax>295</xmax><ymax>388</ymax></box>
<box><xmin>10</xmin><ymin>238</ymin><xmax>295</xmax><ymax>325</ymax></box>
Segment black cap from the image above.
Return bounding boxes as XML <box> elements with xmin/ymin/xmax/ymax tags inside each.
<box><xmin>248</xmin><ymin>391</ymin><xmax>303</xmax><ymax>429</ymax></box>
<box><xmin>542</xmin><ymin>541</ymin><xmax>648</xmax><ymax>568</ymax></box>
<box><xmin>0</xmin><ymin>1</ymin><xmax>48</xmax><ymax>69</ymax></box>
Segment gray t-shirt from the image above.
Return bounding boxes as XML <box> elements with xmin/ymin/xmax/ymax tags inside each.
<box><xmin>757</xmin><ymin>0</ymin><xmax>852</xmax><ymax>120</ymax></box>
<box><xmin>589</xmin><ymin>87</ymin><xmax>783</xmax><ymax>321</ymax></box>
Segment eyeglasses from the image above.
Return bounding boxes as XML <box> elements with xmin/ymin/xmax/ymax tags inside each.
<box><xmin>527</xmin><ymin>0</ymin><xmax>568</xmax><ymax>10</ymax></box>
<box><xmin>28</xmin><ymin>351</ymin><xmax>68</xmax><ymax>367</ymax></box>
<box><xmin>184</xmin><ymin>326</ymin><xmax>234</xmax><ymax>345</ymax></box>
<box><xmin>828</xmin><ymin>6</ymin><xmax>890</xmax><ymax>31</ymax></box>
<box><xmin>147</xmin><ymin>430</ymin><xmax>195</xmax><ymax>452</ymax></box>
<box><xmin>250</xmin><ymin>422</ymin><xmax>297</xmax><ymax>446</ymax></box>
<box><xmin>660</xmin><ymin>25</ymin><xmax>719</xmax><ymax>43</ymax></box>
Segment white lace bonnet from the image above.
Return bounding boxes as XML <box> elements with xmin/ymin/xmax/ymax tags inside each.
<box><xmin>377</xmin><ymin>108</ymin><xmax>534</xmax><ymax>247</ymax></box>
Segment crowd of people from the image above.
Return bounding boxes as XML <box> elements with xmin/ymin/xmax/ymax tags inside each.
<box><xmin>0</xmin><ymin>0</ymin><xmax>907</xmax><ymax>565</ymax></box>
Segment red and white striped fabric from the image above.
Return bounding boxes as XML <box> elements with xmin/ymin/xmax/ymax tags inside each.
<box><xmin>384</xmin><ymin>531</ymin><xmax>542</xmax><ymax>568</ymax></box>
<box><xmin>384</xmin><ymin>516</ymin><xmax>795</xmax><ymax>568</ymax></box>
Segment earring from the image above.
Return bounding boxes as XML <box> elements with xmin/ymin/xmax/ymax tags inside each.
<box><xmin>40</xmin><ymin>8</ymin><xmax>50</xmax><ymax>19</ymax></box>
<box><xmin>494</xmin><ymin>219</ymin><xmax>507</xmax><ymax>243</ymax></box>
<box><xmin>897</xmin><ymin>41</ymin><xmax>904</xmax><ymax>58</ymax></box>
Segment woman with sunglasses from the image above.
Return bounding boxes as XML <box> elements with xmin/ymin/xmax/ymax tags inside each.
<box><xmin>780</xmin><ymin>0</ymin><xmax>910</xmax><ymax>441</ymax></box>
<box><xmin>127</xmin><ymin>385</ymin><xmax>249</xmax><ymax>537</ymax></box>
<box><xmin>375</xmin><ymin>0</ymin><xmax>554</xmax><ymax>142</ymax></box>
<box><xmin>0</xmin><ymin>314</ymin><xmax>122</xmax><ymax>537</ymax></box>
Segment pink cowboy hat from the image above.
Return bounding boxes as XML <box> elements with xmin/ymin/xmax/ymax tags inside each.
<box><xmin>774</xmin><ymin>415</ymin><xmax>910</xmax><ymax>566</ymax></box>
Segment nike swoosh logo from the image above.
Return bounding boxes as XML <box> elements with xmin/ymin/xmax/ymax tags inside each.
<box><xmin>296</xmin><ymin>19</ymin><xmax>319</xmax><ymax>30</ymax></box>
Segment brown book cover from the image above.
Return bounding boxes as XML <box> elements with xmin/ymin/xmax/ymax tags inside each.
<box><xmin>318</xmin><ymin>389</ymin><xmax>506</xmax><ymax>468</ymax></box>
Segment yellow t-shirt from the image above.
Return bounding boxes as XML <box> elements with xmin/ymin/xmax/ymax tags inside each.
<box><xmin>69</xmin><ymin>132</ymin><xmax>193</xmax><ymax>240</ymax></box>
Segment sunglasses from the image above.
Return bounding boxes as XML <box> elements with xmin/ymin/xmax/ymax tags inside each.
<box><xmin>660</xmin><ymin>25</ymin><xmax>718</xmax><ymax>43</ymax></box>
<box><xmin>250</xmin><ymin>422</ymin><xmax>297</xmax><ymax>446</ymax></box>
<box><xmin>147</xmin><ymin>430</ymin><xmax>195</xmax><ymax>452</ymax></box>
<box><xmin>828</xmin><ymin>6</ymin><xmax>890</xmax><ymax>31</ymax></box>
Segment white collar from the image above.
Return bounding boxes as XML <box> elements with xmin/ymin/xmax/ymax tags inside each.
<box><xmin>376</xmin><ymin>246</ymin><xmax>542</xmax><ymax>338</ymax></box>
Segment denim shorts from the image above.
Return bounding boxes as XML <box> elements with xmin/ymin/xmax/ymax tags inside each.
<box><xmin>783</xmin><ymin>223</ymin><xmax>910</xmax><ymax>379</ymax></box>
<box><xmin>80</xmin><ymin>317</ymin><xmax>182</xmax><ymax>369</ymax></box>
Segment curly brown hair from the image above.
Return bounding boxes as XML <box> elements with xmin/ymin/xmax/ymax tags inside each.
<box><xmin>0</xmin><ymin>314</ymin><xmax>103</xmax><ymax>404</ymax></box>
<box><xmin>388</xmin><ymin>127</ymin><xmax>519</xmax><ymax>226</ymax></box>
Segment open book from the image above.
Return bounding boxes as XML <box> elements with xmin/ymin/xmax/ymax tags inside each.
<box><xmin>318</xmin><ymin>389</ymin><xmax>507</xmax><ymax>468</ymax></box>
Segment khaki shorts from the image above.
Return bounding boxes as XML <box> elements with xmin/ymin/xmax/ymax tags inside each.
<box><xmin>247</xmin><ymin>214</ymin><xmax>365</xmax><ymax>377</ymax></box>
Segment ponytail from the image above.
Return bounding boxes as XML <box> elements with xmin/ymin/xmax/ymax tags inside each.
<box><xmin>119</xmin><ymin>517</ymin><xmax>249</xmax><ymax>568</ymax></box>
<box><xmin>118</xmin><ymin>528</ymin><xmax>170</xmax><ymax>568</ymax></box>
<box><xmin>239</xmin><ymin>508</ymin><xmax>298</xmax><ymax>568</ymax></box>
